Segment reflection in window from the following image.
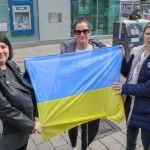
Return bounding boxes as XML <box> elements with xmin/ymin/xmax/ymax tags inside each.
<box><xmin>71</xmin><ymin>0</ymin><xmax>120</xmax><ymax>36</ymax></box>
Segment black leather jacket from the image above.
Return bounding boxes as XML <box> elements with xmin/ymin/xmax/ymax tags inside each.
<box><xmin>0</xmin><ymin>60</ymin><xmax>37</xmax><ymax>149</ymax></box>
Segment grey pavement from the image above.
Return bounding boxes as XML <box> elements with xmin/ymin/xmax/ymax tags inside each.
<box><xmin>12</xmin><ymin>39</ymin><xmax>144</xmax><ymax>150</ymax></box>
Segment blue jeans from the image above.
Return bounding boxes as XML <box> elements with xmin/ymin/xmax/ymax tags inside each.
<box><xmin>127</xmin><ymin>125</ymin><xmax>150</xmax><ymax>150</ymax></box>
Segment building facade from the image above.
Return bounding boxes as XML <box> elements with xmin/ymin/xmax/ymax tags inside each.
<box><xmin>0</xmin><ymin>0</ymin><xmax>120</xmax><ymax>44</ymax></box>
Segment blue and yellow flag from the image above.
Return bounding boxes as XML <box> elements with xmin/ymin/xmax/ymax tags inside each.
<box><xmin>26</xmin><ymin>45</ymin><xmax>124</xmax><ymax>141</ymax></box>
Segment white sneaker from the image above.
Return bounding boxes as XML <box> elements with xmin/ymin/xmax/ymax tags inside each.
<box><xmin>72</xmin><ymin>147</ymin><xmax>77</xmax><ymax>150</ymax></box>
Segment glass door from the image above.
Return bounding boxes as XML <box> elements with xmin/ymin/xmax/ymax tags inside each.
<box><xmin>71</xmin><ymin>0</ymin><xmax>120</xmax><ymax>36</ymax></box>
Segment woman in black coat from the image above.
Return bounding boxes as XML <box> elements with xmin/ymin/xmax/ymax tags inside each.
<box><xmin>0</xmin><ymin>31</ymin><xmax>42</xmax><ymax>150</ymax></box>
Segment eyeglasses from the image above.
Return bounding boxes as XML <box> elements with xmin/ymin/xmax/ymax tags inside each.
<box><xmin>74</xmin><ymin>29</ymin><xmax>90</xmax><ymax>35</ymax></box>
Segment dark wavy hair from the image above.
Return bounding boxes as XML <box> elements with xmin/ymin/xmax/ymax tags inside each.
<box><xmin>73</xmin><ymin>16</ymin><xmax>91</xmax><ymax>31</ymax></box>
<box><xmin>0</xmin><ymin>31</ymin><xmax>13</xmax><ymax>60</ymax></box>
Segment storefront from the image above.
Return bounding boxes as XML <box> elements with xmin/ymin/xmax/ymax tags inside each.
<box><xmin>71</xmin><ymin>0</ymin><xmax>120</xmax><ymax>36</ymax></box>
<box><xmin>0</xmin><ymin>0</ymin><xmax>120</xmax><ymax>44</ymax></box>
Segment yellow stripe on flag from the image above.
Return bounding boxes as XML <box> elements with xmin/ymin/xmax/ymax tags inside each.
<box><xmin>38</xmin><ymin>87</ymin><xmax>124</xmax><ymax>141</ymax></box>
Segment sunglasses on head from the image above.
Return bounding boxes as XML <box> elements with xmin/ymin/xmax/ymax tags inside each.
<box><xmin>74</xmin><ymin>29</ymin><xmax>90</xmax><ymax>35</ymax></box>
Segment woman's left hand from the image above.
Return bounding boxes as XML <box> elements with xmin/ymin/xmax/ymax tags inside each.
<box><xmin>112</xmin><ymin>82</ymin><xmax>123</xmax><ymax>94</ymax></box>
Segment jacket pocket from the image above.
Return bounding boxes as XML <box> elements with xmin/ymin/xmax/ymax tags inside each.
<box><xmin>136</xmin><ymin>98</ymin><xmax>150</xmax><ymax>115</ymax></box>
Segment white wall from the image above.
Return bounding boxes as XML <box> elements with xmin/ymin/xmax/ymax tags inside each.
<box><xmin>38</xmin><ymin>0</ymin><xmax>71</xmax><ymax>40</ymax></box>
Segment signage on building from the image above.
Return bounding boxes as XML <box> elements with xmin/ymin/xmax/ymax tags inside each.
<box><xmin>48</xmin><ymin>13</ymin><xmax>61</xmax><ymax>23</ymax></box>
<box><xmin>11</xmin><ymin>0</ymin><xmax>30</xmax><ymax>1</ymax></box>
<box><xmin>7</xmin><ymin>0</ymin><xmax>34</xmax><ymax>36</ymax></box>
<box><xmin>78</xmin><ymin>0</ymin><xmax>89</xmax><ymax>14</ymax></box>
<box><xmin>0</xmin><ymin>23</ymin><xmax>7</xmax><ymax>31</ymax></box>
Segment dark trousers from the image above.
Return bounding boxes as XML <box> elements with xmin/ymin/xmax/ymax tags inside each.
<box><xmin>68</xmin><ymin>119</ymin><xmax>100</xmax><ymax>150</ymax></box>
<box><xmin>125</xmin><ymin>96</ymin><xmax>150</xmax><ymax>150</ymax></box>
<box><xmin>16</xmin><ymin>143</ymin><xmax>28</xmax><ymax>150</ymax></box>
<box><xmin>127</xmin><ymin>125</ymin><xmax>150</xmax><ymax>150</ymax></box>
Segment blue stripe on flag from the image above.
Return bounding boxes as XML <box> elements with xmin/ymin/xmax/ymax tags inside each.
<box><xmin>26</xmin><ymin>45</ymin><xmax>122</xmax><ymax>103</ymax></box>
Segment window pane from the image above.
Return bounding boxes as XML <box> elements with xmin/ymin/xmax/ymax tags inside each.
<box><xmin>71</xmin><ymin>0</ymin><xmax>120</xmax><ymax>36</ymax></box>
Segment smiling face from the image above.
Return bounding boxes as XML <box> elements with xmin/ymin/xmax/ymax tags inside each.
<box><xmin>74</xmin><ymin>22</ymin><xmax>91</xmax><ymax>44</ymax></box>
<box><xmin>0</xmin><ymin>42</ymin><xmax>9</xmax><ymax>69</ymax></box>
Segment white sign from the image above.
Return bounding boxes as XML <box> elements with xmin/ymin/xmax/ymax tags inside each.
<box><xmin>0</xmin><ymin>23</ymin><xmax>7</xmax><ymax>31</ymax></box>
<box><xmin>131</xmin><ymin>38</ymin><xmax>139</xmax><ymax>43</ymax></box>
<box><xmin>131</xmin><ymin>28</ymin><xmax>139</xmax><ymax>35</ymax></box>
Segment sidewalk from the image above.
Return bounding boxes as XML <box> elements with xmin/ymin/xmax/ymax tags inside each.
<box><xmin>12</xmin><ymin>39</ymin><xmax>144</xmax><ymax>150</ymax></box>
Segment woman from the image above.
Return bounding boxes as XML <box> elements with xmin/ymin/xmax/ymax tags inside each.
<box><xmin>60</xmin><ymin>16</ymin><xmax>106</xmax><ymax>150</ymax></box>
<box><xmin>112</xmin><ymin>22</ymin><xmax>150</xmax><ymax>150</ymax></box>
<box><xmin>0</xmin><ymin>31</ymin><xmax>42</xmax><ymax>150</ymax></box>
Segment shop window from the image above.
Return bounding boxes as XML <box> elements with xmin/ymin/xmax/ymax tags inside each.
<box><xmin>71</xmin><ymin>0</ymin><xmax>120</xmax><ymax>36</ymax></box>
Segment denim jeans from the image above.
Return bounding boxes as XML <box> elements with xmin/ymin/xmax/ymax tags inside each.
<box><xmin>127</xmin><ymin>125</ymin><xmax>150</xmax><ymax>150</ymax></box>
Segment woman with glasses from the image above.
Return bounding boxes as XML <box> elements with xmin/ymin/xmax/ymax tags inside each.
<box><xmin>112</xmin><ymin>22</ymin><xmax>150</xmax><ymax>150</ymax></box>
<box><xmin>60</xmin><ymin>16</ymin><xmax>106</xmax><ymax>150</ymax></box>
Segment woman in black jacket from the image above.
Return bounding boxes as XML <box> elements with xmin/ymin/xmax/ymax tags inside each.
<box><xmin>0</xmin><ymin>31</ymin><xmax>42</xmax><ymax>150</ymax></box>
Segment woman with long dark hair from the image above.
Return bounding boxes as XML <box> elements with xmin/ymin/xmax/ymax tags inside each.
<box><xmin>60</xmin><ymin>16</ymin><xmax>106</xmax><ymax>150</ymax></box>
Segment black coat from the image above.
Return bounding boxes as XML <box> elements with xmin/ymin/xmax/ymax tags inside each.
<box><xmin>0</xmin><ymin>60</ymin><xmax>37</xmax><ymax>150</ymax></box>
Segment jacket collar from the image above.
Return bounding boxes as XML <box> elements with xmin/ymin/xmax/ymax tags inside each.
<box><xmin>0</xmin><ymin>60</ymin><xmax>19</xmax><ymax>77</ymax></box>
<box><xmin>0</xmin><ymin>70</ymin><xmax>6</xmax><ymax>77</ymax></box>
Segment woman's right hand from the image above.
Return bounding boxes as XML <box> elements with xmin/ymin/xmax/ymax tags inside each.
<box><xmin>112</xmin><ymin>82</ymin><xmax>123</xmax><ymax>94</ymax></box>
<box><xmin>34</xmin><ymin>122</ymin><xmax>42</xmax><ymax>134</ymax></box>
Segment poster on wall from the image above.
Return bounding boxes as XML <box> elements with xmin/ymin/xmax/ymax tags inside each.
<box><xmin>78</xmin><ymin>0</ymin><xmax>89</xmax><ymax>14</ymax></box>
<box><xmin>0</xmin><ymin>23</ymin><xmax>7</xmax><ymax>31</ymax></box>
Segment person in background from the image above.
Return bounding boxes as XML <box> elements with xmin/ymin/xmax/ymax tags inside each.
<box><xmin>0</xmin><ymin>31</ymin><xmax>42</xmax><ymax>150</ymax></box>
<box><xmin>129</xmin><ymin>5</ymin><xmax>142</xmax><ymax>20</ymax></box>
<box><xmin>60</xmin><ymin>16</ymin><xmax>106</xmax><ymax>150</ymax></box>
<box><xmin>112</xmin><ymin>22</ymin><xmax>150</xmax><ymax>150</ymax></box>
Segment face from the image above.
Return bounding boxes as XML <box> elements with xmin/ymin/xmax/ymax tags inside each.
<box><xmin>136</xmin><ymin>6</ymin><xmax>140</xmax><ymax>10</ymax></box>
<box><xmin>74</xmin><ymin>22</ymin><xmax>91</xmax><ymax>44</ymax></box>
<box><xmin>0</xmin><ymin>42</ymin><xmax>9</xmax><ymax>69</ymax></box>
<box><xmin>144</xmin><ymin>27</ymin><xmax>150</xmax><ymax>46</ymax></box>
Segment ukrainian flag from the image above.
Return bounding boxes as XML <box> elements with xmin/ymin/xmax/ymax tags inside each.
<box><xmin>26</xmin><ymin>45</ymin><xmax>124</xmax><ymax>141</ymax></box>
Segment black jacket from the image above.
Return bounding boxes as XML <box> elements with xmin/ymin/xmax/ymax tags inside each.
<box><xmin>0</xmin><ymin>60</ymin><xmax>37</xmax><ymax>150</ymax></box>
